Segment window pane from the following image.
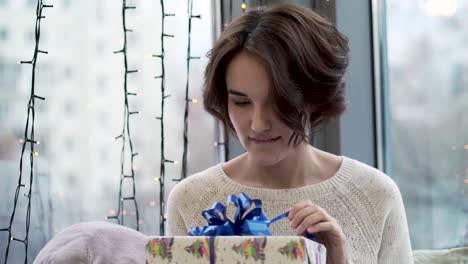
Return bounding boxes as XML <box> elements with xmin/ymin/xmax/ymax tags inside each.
<box><xmin>0</xmin><ymin>0</ymin><xmax>216</xmax><ymax>261</ymax></box>
<box><xmin>384</xmin><ymin>0</ymin><xmax>467</xmax><ymax>250</ymax></box>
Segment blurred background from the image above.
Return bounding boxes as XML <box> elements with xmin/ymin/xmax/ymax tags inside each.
<box><xmin>0</xmin><ymin>0</ymin><xmax>466</xmax><ymax>262</ymax></box>
<box><xmin>0</xmin><ymin>0</ymin><xmax>218</xmax><ymax>261</ymax></box>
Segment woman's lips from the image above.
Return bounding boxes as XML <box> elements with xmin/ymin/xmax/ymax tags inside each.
<box><xmin>249</xmin><ymin>136</ymin><xmax>281</xmax><ymax>143</ymax></box>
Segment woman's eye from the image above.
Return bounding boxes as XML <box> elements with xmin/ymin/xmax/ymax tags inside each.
<box><xmin>234</xmin><ymin>101</ymin><xmax>250</xmax><ymax>106</ymax></box>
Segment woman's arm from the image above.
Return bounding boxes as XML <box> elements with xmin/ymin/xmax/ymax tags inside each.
<box><xmin>166</xmin><ymin>185</ymin><xmax>189</xmax><ymax>236</ymax></box>
<box><xmin>377</xmin><ymin>188</ymin><xmax>413</xmax><ymax>264</ymax></box>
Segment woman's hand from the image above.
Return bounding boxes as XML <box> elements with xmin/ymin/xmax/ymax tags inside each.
<box><xmin>288</xmin><ymin>200</ymin><xmax>349</xmax><ymax>264</ymax></box>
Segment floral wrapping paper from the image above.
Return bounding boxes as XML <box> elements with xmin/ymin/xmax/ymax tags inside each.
<box><xmin>145</xmin><ymin>236</ymin><xmax>326</xmax><ymax>264</ymax></box>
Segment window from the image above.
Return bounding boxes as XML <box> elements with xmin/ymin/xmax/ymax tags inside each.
<box><xmin>0</xmin><ymin>1</ymin><xmax>216</xmax><ymax>261</ymax></box>
<box><xmin>62</xmin><ymin>0</ymin><xmax>71</xmax><ymax>9</ymax></box>
<box><xmin>0</xmin><ymin>61</ymin><xmax>20</xmax><ymax>93</ymax></box>
<box><xmin>0</xmin><ymin>28</ymin><xmax>8</xmax><ymax>41</ymax></box>
<box><xmin>27</xmin><ymin>0</ymin><xmax>36</xmax><ymax>8</ymax></box>
<box><xmin>382</xmin><ymin>0</ymin><xmax>467</xmax><ymax>250</ymax></box>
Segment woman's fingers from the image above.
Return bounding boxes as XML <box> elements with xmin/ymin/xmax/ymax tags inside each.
<box><xmin>290</xmin><ymin>205</ymin><xmax>317</xmax><ymax>228</ymax></box>
<box><xmin>294</xmin><ymin>211</ymin><xmax>324</xmax><ymax>235</ymax></box>
<box><xmin>289</xmin><ymin>201</ymin><xmax>347</xmax><ymax>254</ymax></box>
<box><xmin>289</xmin><ymin>201</ymin><xmax>336</xmax><ymax>236</ymax></box>
<box><xmin>290</xmin><ymin>202</ymin><xmax>331</xmax><ymax>226</ymax></box>
<box><xmin>306</xmin><ymin>221</ymin><xmax>335</xmax><ymax>234</ymax></box>
<box><xmin>287</xmin><ymin>200</ymin><xmax>312</xmax><ymax>220</ymax></box>
<box><xmin>308</xmin><ymin>220</ymin><xmax>346</xmax><ymax>247</ymax></box>
<box><xmin>289</xmin><ymin>200</ymin><xmax>323</xmax><ymax>223</ymax></box>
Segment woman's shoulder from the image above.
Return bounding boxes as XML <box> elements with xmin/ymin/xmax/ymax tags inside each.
<box><xmin>338</xmin><ymin>157</ymin><xmax>406</xmax><ymax>220</ymax></box>
<box><xmin>345</xmin><ymin>157</ymin><xmax>402</xmax><ymax>198</ymax></box>
<box><xmin>167</xmin><ymin>164</ymin><xmax>224</xmax><ymax>204</ymax></box>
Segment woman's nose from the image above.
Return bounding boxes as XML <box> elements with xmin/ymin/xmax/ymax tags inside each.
<box><xmin>250</xmin><ymin>107</ymin><xmax>272</xmax><ymax>133</ymax></box>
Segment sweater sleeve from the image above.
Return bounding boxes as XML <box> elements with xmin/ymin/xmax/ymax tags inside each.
<box><xmin>166</xmin><ymin>182</ymin><xmax>189</xmax><ymax>236</ymax></box>
<box><xmin>377</xmin><ymin>186</ymin><xmax>413</xmax><ymax>264</ymax></box>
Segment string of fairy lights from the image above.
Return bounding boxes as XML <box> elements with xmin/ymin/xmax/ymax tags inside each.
<box><xmin>0</xmin><ymin>1</ymin><xmax>52</xmax><ymax>263</ymax></box>
<box><xmin>102</xmin><ymin>0</ymin><xmax>233</xmax><ymax>235</ymax></box>
<box><xmin>106</xmin><ymin>0</ymin><xmax>141</xmax><ymax>231</ymax></box>
<box><xmin>152</xmin><ymin>0</ymin><xmax>177</xmax><ymax>235</ymax></box>
<box><xmin>178</xmin><ymin>0</ymin><xmax>201</xmax><ymax>181</ymax></box>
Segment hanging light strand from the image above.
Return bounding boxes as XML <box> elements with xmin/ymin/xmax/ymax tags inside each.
<box><xmin>107</xmin><ymin>0</ymin><xmax>140</xmax><ymax>231</ymax></box>
<box><xmin>175</xmin><ymin>0</ymin><xmax>201</xmax><ymax>182</ymax></box>
<box><xmin>1</xmin><ymin>1</ymin><xmax>52</xmax><ymax>263</ymax></box>
<box><xmin>151</xmin><ymin>0</ymin><xmax>176</xmax><ymax>235</ymax></box>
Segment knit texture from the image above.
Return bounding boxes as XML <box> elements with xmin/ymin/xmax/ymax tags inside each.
<box><xmin>166</xmin><ymin>156</ymin><xmax>413</xmax><ymax>264</ymax></box>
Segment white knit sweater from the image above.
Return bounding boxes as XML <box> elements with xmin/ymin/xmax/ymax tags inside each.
<box><xmin>166</xmin><ymin>156</ymin><xmax>413</xmax><ymax>264</ymax></box>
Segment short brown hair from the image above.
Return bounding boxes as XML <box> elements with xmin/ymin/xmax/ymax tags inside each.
<box><xmin>203</xmin><ymin>3</ymin><xmax>349</xmax><ymax>146</ymax></box>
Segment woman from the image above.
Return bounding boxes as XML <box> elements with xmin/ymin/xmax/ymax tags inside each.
<box><xmin>167</xmin><ymin>3</ymin><xmax>413</xmax><ymax>263</ymax></box>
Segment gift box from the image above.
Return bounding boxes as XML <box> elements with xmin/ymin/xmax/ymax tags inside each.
<box><xmin>147</xmin><ymin>193</ymin><xmax>326</xmax><ymax>263</ymax></box>
<box><xmin>145</xmin><ymin>235</ymin><xmax>326</xmax><ymax>264</ymax></box>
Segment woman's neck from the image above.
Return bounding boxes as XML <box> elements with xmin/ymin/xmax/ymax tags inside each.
<box><xmin>232</xmin><ymin>143</ymin><xmax>338</xmax><ymax>189</ymax></box>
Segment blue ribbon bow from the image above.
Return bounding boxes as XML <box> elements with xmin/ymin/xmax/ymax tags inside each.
<box><xmin>188</xmin><ymin>192</ymin><xmax>316</xmax><ymax>241</ymax></box>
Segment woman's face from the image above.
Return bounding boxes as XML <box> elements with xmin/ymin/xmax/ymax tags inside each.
<box><xmin>225</xmin><ymin>51</ymin><xmax>296</xmax><ymax>166</ymax></box>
